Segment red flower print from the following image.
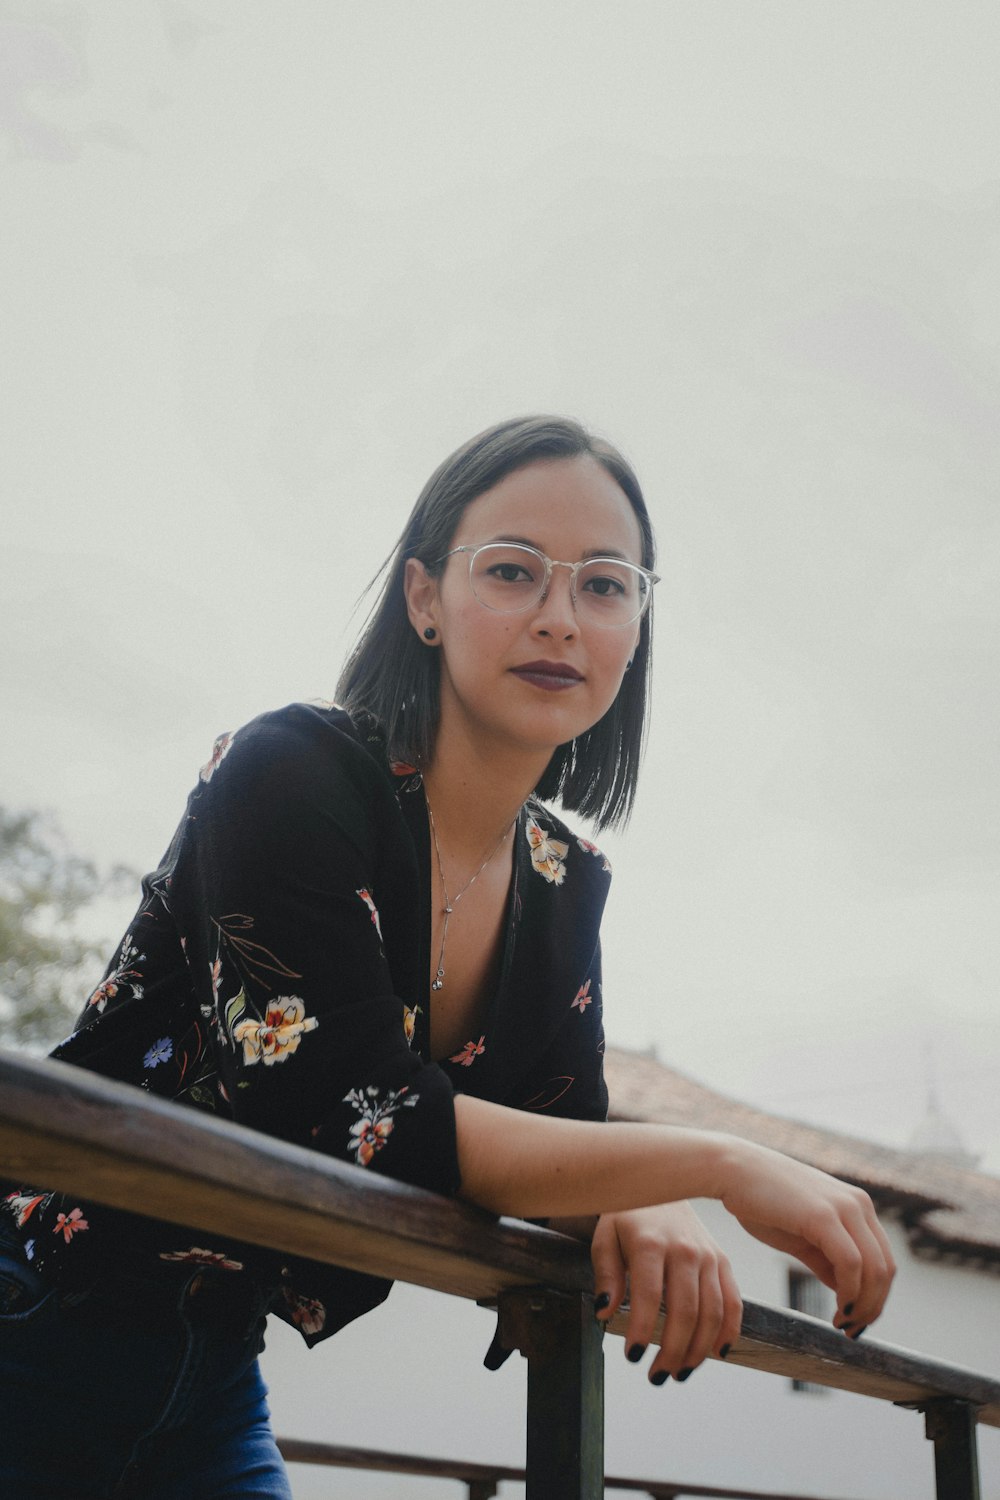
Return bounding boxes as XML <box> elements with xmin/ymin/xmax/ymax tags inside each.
<box><xmin>450</xmin><ymin>1035</ymin><xmax>486</xmax><ymax>1067</ymax></box>
<box><xmin>6</xmin><ymin>1192</ymin><xmax>45</xmax><ymax>1228</ymax></box>
<box><xmin>351</xmin><ymin>1115</ymin><xmax>395</xmax><ymax>1166</ymax></box>
<box><xmin>343</xmin><ymin>1084</ymin><xmax>418</xmax><ymax>1167</ymax></box>
<box><xmin>53</xmin><ymin>1207</ymin><xmax>89</xmax><ymax>1244</ymax></box>
<box><xmin>571</xmin><ymin>981</ymin><xmax>592</xmax><ymax>1012</ymax></box>
<box><xmin>356</xmin><ymin>888</ymin><xmax>383</xmax><ymax>941</ymax></box>
<box><xmin>282</xmin><ymin>1287</ymin><xmax>326</xmax><ymax>1336</ymax></box>
<box><xmin>576</xmin><ymin>836</ymin><xmax>612</xmax><ymax>874</ymax></box>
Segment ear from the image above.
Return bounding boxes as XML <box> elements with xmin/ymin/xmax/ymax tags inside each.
<box><xmin>404</xmin><ymin>558</ymin><xmax>441</xmax><ymax>643</ymax></box>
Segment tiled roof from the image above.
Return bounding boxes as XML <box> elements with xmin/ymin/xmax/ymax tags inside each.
<box><xmin>604</xmin><ymin>1047</ymin><xmax>1000</xmax><ymax>1268</ymax></box>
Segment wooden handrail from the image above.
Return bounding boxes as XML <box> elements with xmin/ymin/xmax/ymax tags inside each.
<box><xmin>275</xmin><ymin>1435</ymin><xmax>878</xmax><ymax>1499</ymax></box>
<box><xmin>2</xmin><ymin>1050</ymin><xmax>999</xmax><ymax>1500</ymax></box>
<box><xmin>1</xmin><ymin>1051</ymin><xmax>998</xmax><ymax>1425</ymax></box>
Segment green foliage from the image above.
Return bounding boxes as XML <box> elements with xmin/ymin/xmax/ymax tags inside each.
<box><xmin>0</xmin><ymin>807</ymin><xmax>133</xmax><ymax>1048</ymax></box>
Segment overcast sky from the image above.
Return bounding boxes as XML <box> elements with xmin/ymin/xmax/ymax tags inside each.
<box><xmin>3</xmin><ymin>0</ymin><xmax>998</xmax><ymax>1170</ymax></box>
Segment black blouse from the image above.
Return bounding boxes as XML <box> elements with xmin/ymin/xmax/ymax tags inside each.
<box><xmin>2</xmin><ymin>703</ymin><xmax>611</xmax><ymax>1345</ymax></box>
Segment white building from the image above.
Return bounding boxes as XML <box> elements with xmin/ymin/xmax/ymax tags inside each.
<box><xmin>262</xmin><ymin>1047</ymin><xmax>1000</xmax><ymax>1499</ymax></box>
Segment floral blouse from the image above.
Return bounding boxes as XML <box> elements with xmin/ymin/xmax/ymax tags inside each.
<box><xmin>2</xmin><ymin>703</ymin><xmax>611</xmax><ymax>1346</ymax></box>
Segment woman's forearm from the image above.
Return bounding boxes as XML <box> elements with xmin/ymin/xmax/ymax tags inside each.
<box><xmin>454</xmin><ymin>1093</ymin><xmax>737</xmax><ymax>1218</ymax></box>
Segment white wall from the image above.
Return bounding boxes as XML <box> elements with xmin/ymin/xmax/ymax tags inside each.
<box><xmin>261</xmin><ymin>1211</ymin><xmax>1000</xmax><ymax>1499</ymax></box>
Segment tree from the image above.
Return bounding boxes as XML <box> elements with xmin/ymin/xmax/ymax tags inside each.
<box><xmin>0</xmin><ymin>806</ymin><xmax>133</xmax><ymax>1048</ymax></box>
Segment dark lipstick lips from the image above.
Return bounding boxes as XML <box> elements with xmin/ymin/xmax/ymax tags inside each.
<box><xmin>510</xmin><ymin>660</ymin><xmax>584</xmax><ymax>688</ymax></box>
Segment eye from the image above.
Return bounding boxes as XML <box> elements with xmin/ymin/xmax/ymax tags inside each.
<box><xmin>581</xmin><ymin>570</ymin><xmax>628</xmax><ymax>598</ymax></box>
<box><xmin>488</xmin><ymin>560</ymin><xmax>536</xmax><ymax>584</ymax></box>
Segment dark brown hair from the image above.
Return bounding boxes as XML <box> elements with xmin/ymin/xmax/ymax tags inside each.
<box><xmin>336</xmin><ymin>415</ymin><xmax>656</xmax><ymax>828</ymax></box>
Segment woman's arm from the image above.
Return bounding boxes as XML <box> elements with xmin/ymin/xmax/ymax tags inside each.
<box><xmin>454</xmin><ymin>1094</ymin><xmax>895</xmax><ymax>1336</ymax></box>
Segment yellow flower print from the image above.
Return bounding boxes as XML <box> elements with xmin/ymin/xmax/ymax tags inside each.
<box><xmin>233</xmin><ymin>997</ymin><xmax>318</xmax><ymax>1067</ymax></box>
<box><xmin>525</xmin><ymin>818</ymin><xmax>569</xmax><ymax>885</ymax></box>
<box><xmin>402</xmin><ymin>1003</ymin><xmax>421</xmax><ymax>1046</ymax></box>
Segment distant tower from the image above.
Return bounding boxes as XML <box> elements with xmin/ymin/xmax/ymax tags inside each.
<box><xmin>907</xmin><ymin>1081</ymin><xmax>980</xmax><ymax>1169</ymax></box>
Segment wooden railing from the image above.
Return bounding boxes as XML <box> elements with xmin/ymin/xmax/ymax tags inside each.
<box><xmin>273</xmin><ymin>1436</ymin><xmax>890</xmax><ymax>1499</ymax></box>
<box><xmin>2</xmin><ymin>1051</ymin><xmax>998</xmax><ymax>1500</ymax></box>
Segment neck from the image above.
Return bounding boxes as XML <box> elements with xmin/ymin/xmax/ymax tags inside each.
<box><xmin>421</xmin><ymin>723</ymin><xmax>549</xmax><ymax>856</ymax></box>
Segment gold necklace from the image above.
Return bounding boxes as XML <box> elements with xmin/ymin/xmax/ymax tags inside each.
<box><xmin>425</xmin><ymin>796</ymin><xmax>517</xmax><ymax>992</ymax></box>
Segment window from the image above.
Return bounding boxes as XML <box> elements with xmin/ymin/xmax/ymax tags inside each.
<box><xmin>787</xmin><ymin>1269</ymin><xmax>831</xmax><ymax>1395</ymax></box>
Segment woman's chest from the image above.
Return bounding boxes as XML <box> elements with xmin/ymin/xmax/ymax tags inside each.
<box><xmin>427</xmin><ymin>853</ymin><xmax>512</xmax><ymax>1064</ymax></box>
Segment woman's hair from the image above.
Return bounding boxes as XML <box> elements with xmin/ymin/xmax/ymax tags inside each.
<box><xmin>336</xmin><ymin>415</ymin><xmax>656</xmax><ymax>829</ymax></box>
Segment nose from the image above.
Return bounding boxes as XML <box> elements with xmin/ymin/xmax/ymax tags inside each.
<box><xmin>531</xmin><ymin>562</ymin><xmax>577</xmax><ymax>639</ymax></box>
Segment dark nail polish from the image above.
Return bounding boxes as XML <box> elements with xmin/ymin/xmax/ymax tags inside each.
<box><xmin>650</xmin><ymin>1369</ymin><xmax>669</xmax><ymax>1386</ymax></box>
<box><xmin>850</xmin><ymin>1325</ymin><xmax>868</xmax><ymax>1341</ymax></box>
<box><xmin>594</xmin><ymin>1292</ymin><xmax>611</xmax><ymax>1312</ymax></box>
<box><xmin>843</xmin><ymin>1302</ymin><xmax>855</xmax><ymax>1317</ymax></box>
<box><xmin>626</xmin><ymin>1343</ymin><xmax>646</xmax><ymax>1363</ymax></box>
<box><xmin>719</xmin><ymin>1343</ymin><xmax>731</xmax><ymax>1359</ymax></box>
<box><xmin>674</xmin><ymin>1366</ymin><xmax>694</xmax><ymax>1382</ymax></box>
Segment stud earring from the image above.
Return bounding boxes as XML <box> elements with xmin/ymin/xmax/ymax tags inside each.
<box><xmin>423</xmin><ymin>627</ymin><xmax>437</xmax><ymax>641</ymax></box>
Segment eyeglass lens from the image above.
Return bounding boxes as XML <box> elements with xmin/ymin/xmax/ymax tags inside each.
<box><xmin>468</xmin><ymin>545</ymin><xmax>650</xmax><ymax>624</ymax></box>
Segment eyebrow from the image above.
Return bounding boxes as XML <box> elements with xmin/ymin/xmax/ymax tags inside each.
<box><xmin>484</xmin><ymin>533</ymin><xmax>634</xmax><ymax>561</ymax></box>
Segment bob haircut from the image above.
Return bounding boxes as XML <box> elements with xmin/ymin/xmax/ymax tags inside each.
<box><xmin>336</xmin><ymin>415</ymin><xmax>656</xmax><ymax>830</ymax></box>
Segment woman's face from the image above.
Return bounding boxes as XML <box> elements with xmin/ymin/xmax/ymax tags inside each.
<box><xmin>406</xmin><ymin>455</ymin><xmax>644</xmax><ymax>769</ymax></box>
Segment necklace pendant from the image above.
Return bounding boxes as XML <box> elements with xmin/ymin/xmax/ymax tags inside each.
<box><xmin>443</xmin><ymin>903</ymin><xmax>454</xmax><ymax>915</ymax></box>
<box><xmin>432</xmin><ymin>971</ymin><xmax>444</xmax><ymax>992</ymax></box>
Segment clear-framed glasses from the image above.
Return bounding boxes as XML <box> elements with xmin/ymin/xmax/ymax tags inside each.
<box><xmin>435</xmin><ymin>543</ymin><xmax>659</xmax><ymax>628</ymax></box>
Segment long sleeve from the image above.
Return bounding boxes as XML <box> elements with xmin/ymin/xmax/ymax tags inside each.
<box><xmin>158</xmin><ymin>703</ymin><xmax>461</xmax><ymax>1196</ymax></box>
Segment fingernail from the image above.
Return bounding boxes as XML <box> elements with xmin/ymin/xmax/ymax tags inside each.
<box><xmin>719</xmin><ymin>1343</ymin><xmax>731</xmax><ymax>1359</ymax></box>
<box><xmin>594</xmin><ymin>1292</ymin><xmax>611</xmax><ymax>1312</ymax></box>
<box><xmin>850</xmin><ymin>1325</ymin><xmax>868</xmax><ymax>1341</ymax></box>
<box><xmin>650</xmin><ymin>1369</ymin><xmax>669</xmax><ymax>1386</ymax></box>
<box><xmin>674</xmin><ymin>1366</ymin><xmax>694</xmax><ymax>1382</ymax></box>
<box><xmin>626</xmin><ymin>1343</ymin><xmax>646</xmax><ymax>1363</ymax></box>
<box><xmin>843</xmin><ymin>1302</ymin><xmax>855</xmax><ymax>1317</ymax></box>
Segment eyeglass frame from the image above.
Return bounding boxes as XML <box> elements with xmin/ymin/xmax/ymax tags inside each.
<box><xmin>432</xmin><ymin>542</ymin><xmax>660</xmax><ymax>626</ymax></box>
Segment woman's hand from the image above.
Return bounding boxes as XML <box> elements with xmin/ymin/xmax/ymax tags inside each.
<box><xmin>590</xmin><ymin>1203</ymin><xmax>742</xmax><ymax>1383</ymax></box>
<box><xmin>719</xmin><ymin>1141</ymin><xmax>896</xmax><ymax>1335</ymax></box>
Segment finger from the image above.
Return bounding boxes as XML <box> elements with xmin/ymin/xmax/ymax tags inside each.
<box><xmin>643</xmin><ymin>1249</ymin><xmax>700</xmax><ymax>1381</ymax></box>
<box><xmin>834</xmin><ymin>1200</ymin><xmax>896</xmax><ymax>1331</ymax></box>
<box><xmin>809</xmin><ymin>1195</ymin><xmax>891</xmax><ymax>1331</ymax></box>
<box><xmin>715</xmin><ymin>1255</ymin><xmax>743</xmax><ymax>1359</ymax></box>
<box><xmin>590</xmin><ymin>1220</ymin><xmax>626</xmax><ymax>1323</ymax></box>
<box><xmin>665</xmin><ymin>1257</ymin><xmax>726</xmax><ymax>1379</ymax></box>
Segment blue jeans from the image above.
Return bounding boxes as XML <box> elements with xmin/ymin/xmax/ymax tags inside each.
<box><xmin>0</xmin><ymin>1228</ymin><xmax>293</xmax><ymax>1499</ymax></box>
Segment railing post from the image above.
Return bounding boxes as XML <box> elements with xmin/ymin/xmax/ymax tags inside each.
<box><xmin>499</xmin><ymin>1288</ymin><xmax>605</xmax><ymax>1500</ymax></box>
<box><xmin>467</xmin><ymin>1483</ymin><xmax>498</xmax><ymax>1500</ymax></box>
<box><xmin>922</xmin><ymin>1398</ymin><xmax>981</xmax><ymax>1500</ymax></box>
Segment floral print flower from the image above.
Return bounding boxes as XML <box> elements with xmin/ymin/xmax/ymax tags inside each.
<box><xmin>344</xmin><ymin>1084</ymin><xmax>417</xmax><ymax>1166</ymax></box>
<box><xmin>450</xmin><ymin>1035</ymin><xmax>486</xmax><ymax>1068</ymax></box>
<box><xmin>53</xmin><ymin>1207</ymin><xmax>89</xmax><ymax>1244</ymax></box>
<box><xmin>576</xmin><ymin>837</ymin><xmax>612</xmax><ymax>874</ymax></box>
<box><xmin>356</xmin><ymin>887</ymin><xmax>383</xmax><ymax>941</ymax></box>
<box><xmin>5</xmin><ymin>1192</ymin><xmax>46</xmax><ymax>1228</ymax></box>
<box><xmin>143</xmin><ymin>1036</ymin><xmax>174</xmax><ymax>1069</ymax></box>
<box><xmin>159</xmin><ymin>1247</ymin><xmax>244</xmax><ymax>1271</ymax></box>
<box><xmin>233</xmin><ymin>997</ymin><xmax>318</xmax><ymax>1067</ymax></box>
<box><xmin>199</xmin><ymin>728</ymin><xmax>237</xmax><ymax>783</ymax></box>
<box><xmin>402</xmin><ymin>1003</ymin><xmax>420</xmax><ymax>1046</ymax></box>
<box><xmin>282</xmin><ymin>1287</ymin><xmax>326</xmax><ymax>1336</ymax></box>
<box><xmin>571</xmin><ymin>981</ymin><xmax>592</xmax><ymax>1012</ymax></box>
<box><xmin>526</xmin><ymin>818</ymin><xmax>569</xmax><ymax>885</ymax></box>
<box><xmin>87</xmin><ymin>935</ymin><xmax>145</xmax><ymax>1012</ymax></box>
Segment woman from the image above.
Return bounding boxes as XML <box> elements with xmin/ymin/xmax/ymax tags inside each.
<box><xmin>1</xmin><ymin>416</ymin><xmax>895</xmax><ymax>1498</ymax></box>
